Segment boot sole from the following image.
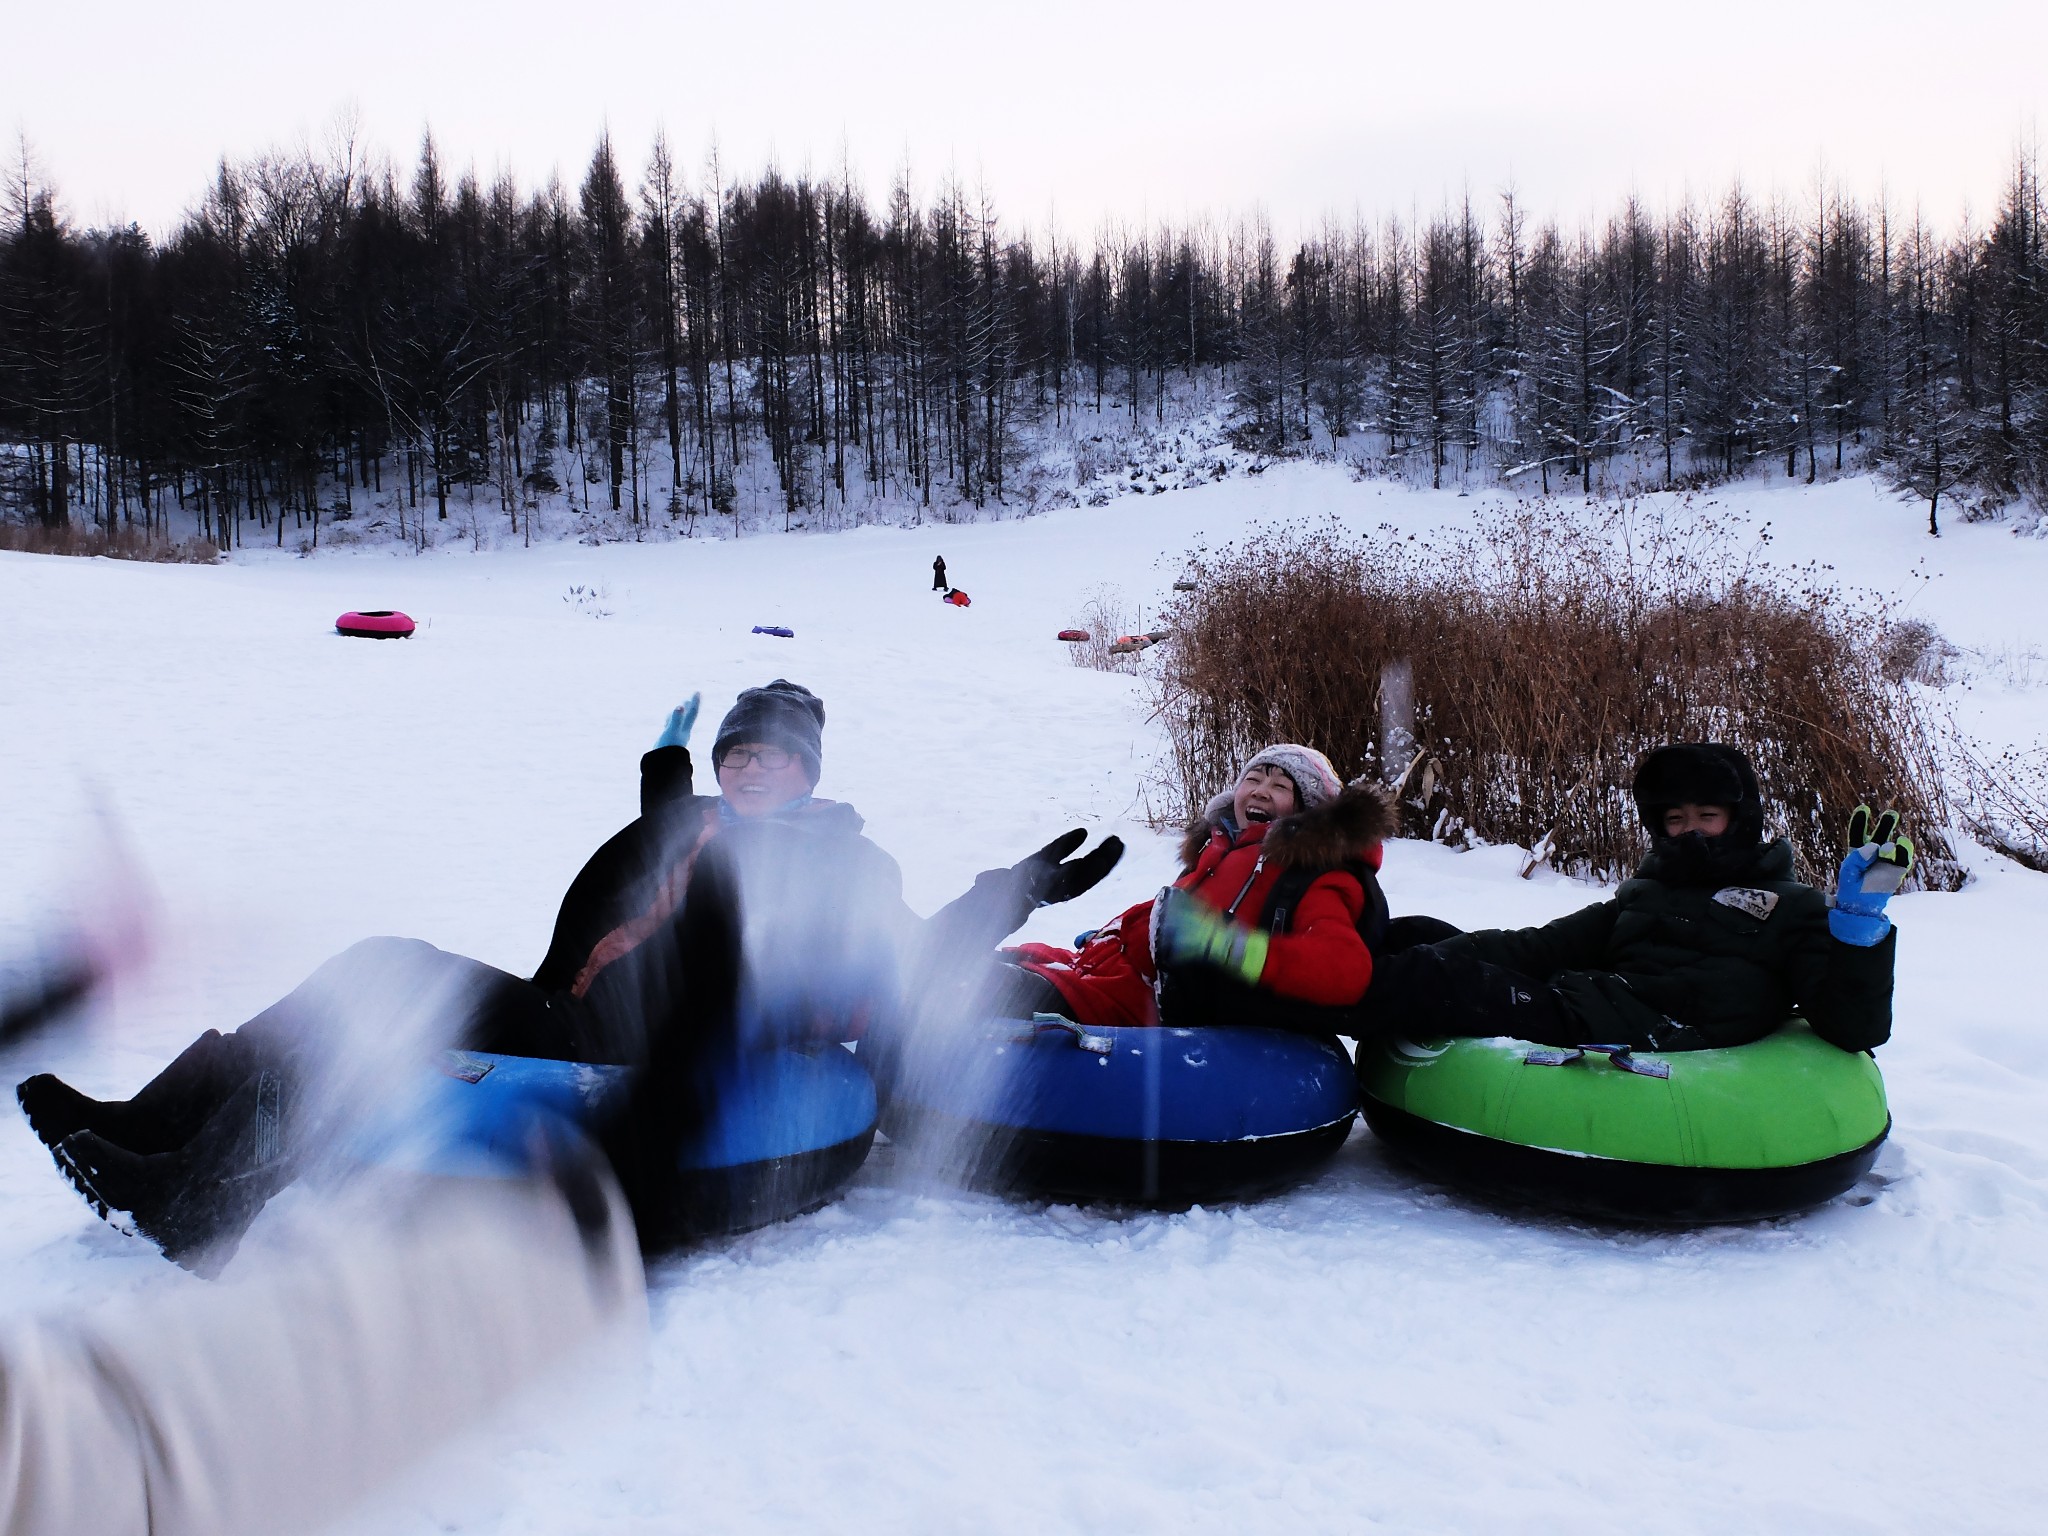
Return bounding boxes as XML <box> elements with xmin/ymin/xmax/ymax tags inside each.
<box><xmin>50</xmin><ymin>1137</ymin><xmax>144</xmax><ymax>1239</ymax></box>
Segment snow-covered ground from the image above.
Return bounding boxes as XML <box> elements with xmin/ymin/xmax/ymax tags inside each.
<box><xmin>3</xmin><ymin>469</ymin><xmax>2046</xmax><ymax>1533</ymax></box>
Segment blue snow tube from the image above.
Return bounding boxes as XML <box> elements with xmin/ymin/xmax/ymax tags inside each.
<box><xmin>380</xmin><ymin>1045</ymin><xmax>877</xmax><ymax>1242</ymax></box>
<box><xmin>866</xmin><ymin>1017</ymin><xmax>1357</xmax><ymax>1205</ymax></box>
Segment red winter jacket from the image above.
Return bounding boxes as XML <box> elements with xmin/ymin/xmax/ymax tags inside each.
<box><xmin>1009</xmin><ymin>784</ymin><xmax>1394</xmax><ymax>1027</ymax></box>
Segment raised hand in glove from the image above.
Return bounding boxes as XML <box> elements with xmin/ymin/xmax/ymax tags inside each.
<box><xmin>1829</xmin><ymin>803</ymin><xmax>1914</xmax><ymax>947</ymax></box>
<box><xmin>1012</xmin><ymin>829</ymin><xmax>1126</xmax><ymax>908</ymax></box>
<box><xmin>923</xmin><ymin>830</ymin><xmax>1126</xmax><ymax>957</ymax></box>
<box><xmin>641</xmin><ymin>692</ymin><xmax>702</xmax><ymax>815</ymax></box>
<box><xmin>1148</xmin><ymin>886</ymin><xmax>1268</xmax><ymax>985</ymax></box>
<box><xmin>655</xmin><ymin>693</ymin><xmax>701</xmax><ymax>749</ymax></box>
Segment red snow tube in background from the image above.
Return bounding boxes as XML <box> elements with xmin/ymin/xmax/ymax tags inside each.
<box><xmin>336</xmin><ymin>610</ymin><xmax>415</xmax><ymax>639</ymax></box>
<box><xmin>1057</xmin><ymin>628</ymin><xmax>1090</xmax><ymax>642</ymax></box>
<box><xmin>943</xmin><ymin>590</ymin><xmax>972</xmax><ymax>607</ymax></box>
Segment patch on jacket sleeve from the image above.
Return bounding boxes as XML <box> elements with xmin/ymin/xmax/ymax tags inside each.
<box><xmin>1712</xmin><ymin>886</ymin><xmax>1780</xmax><ymax>920</ymax></box>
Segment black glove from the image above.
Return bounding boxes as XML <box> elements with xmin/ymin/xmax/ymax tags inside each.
<box><xmin>1012</xmin><ymin>829</ymin><xmax>1125</xmax><ymax>908</ymax></box>
<box><xmin>921</xmin><ymin>831</ymin><xmax>1127</xmax><ymax>963</ymax></box>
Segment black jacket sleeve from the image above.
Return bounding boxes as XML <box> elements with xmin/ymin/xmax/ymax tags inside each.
<box><xmin>638</xmin><ymin>746</ymin><xmax>695</xmax><ymax>817</ymax></box>
<box><xmin>922</xmin><ymin>869</ymin><xmax>1039</xmax><ymax>970</ymax></box>
<box><xmin>1793</xmin><ymin>926</ymin><xmax>1897</xmax><ymax>1053</ymax></box>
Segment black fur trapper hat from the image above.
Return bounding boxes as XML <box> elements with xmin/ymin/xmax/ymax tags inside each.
<box><xmin>1631</xmin><ymin>743</ymin><xmax>1766</xmax><ymax>847</ymax></box>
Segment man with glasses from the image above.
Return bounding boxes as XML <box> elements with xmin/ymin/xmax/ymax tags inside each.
<box><xmin>531</xmin><ymin>675</ymin><xmax>1121</xmax><ymax>1230</ymax></box>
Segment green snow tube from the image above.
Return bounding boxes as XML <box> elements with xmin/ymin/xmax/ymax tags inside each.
<box><xmin>1356</xmin><ymin>1021</ymin><xmax>1889</xmax><ymax>1224</ymax></box>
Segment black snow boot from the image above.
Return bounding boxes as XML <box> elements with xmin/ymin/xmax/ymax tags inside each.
<box><xmin>16</xmin><ymin>1074</ymin><xmax>115</xmax><ymax>1151</ymax></box>
<box><xmin>52</xmin><ymin>1067</ymin><xmax>297</xmax><ymax>1277</ymax></box>
<box><xmin>17</xmin><ymin>1028</ymin><xmax>260</xmax><ymax>1156</ymax></box>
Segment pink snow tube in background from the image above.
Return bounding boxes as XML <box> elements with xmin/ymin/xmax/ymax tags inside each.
<box><xmin>336</xmin><ymin>610</ymin><xmax>416</xmax><ymax>639</ymax></box>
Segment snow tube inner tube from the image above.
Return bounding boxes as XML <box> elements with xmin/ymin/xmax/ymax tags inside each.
<box><xmin>336</xmin><ymin>609</ymin><xmax>415</xmax><ymax>638</ymax></box>
<box><xmin>1057</xmin><ymin>628</ymin><xmax>1091</xmax><ymax>642</ymax></box>
<box><xmin>1356</xmin><ymin>1020</ymin><xmax>1889</xmax><ymax>1224</ymax></box>
<box><xmin>375</xmin><ymin>1045</ymin><xmax>876</xmax><ymax>1244</ymax></box>
<box><xmin>867</xmin><ymin>1017</ymin><xmax>1357</xmax><ymax>1206</ymax></box>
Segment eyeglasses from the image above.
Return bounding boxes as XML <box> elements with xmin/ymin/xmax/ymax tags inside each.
<box><xmin>718</xmin><ymin>745</ymin><xmax>797</xmax><ymax>771</ymax></box>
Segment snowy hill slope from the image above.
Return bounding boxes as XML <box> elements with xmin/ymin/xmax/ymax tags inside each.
<box><xmin>3</xmin><ymin>469</ymin><xmax>2046</xmax><ymax>1532</ymax></box>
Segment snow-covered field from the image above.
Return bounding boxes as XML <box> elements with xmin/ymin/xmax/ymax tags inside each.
<box><xmin>4</xmin><ymin>468</ymin><xmax>2047</xmax><ymax>1533</ymax></box>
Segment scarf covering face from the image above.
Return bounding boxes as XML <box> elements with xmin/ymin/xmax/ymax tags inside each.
<box><xmin>1645</xmin><ymin>829</ymin><xmax>1769</xmax><ymax>888</ymax></box>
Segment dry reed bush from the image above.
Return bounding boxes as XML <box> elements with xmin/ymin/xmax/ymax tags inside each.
<box><xmin>1152</xmin><ymin>501</ymin><xmax>1961</xmax><ymax>889</ymax></box>
<box><xmin>1069</xmin><ymin>585</ymin><xmax>1147</xmax><ymax>675</ymax></box>
<box><xmin>1880</xmin><ymin>619</ymin><xmax>1959</xmax><ymax>686</ymax></box>
<box><xmin>0</xmin><ymin>520</ymin><xmax>220</xmax><ymax>563</ymax></box>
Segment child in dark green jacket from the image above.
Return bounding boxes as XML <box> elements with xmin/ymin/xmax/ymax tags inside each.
<box><xmin>1359</xmin><ymin>744</ymin><xmax>1908</xmax><ymax>1053</ymax></box>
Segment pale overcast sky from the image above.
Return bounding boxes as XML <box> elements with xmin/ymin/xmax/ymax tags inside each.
<box><xmin>12</xmin><ymin>0</ymin><xmax>2045</xmax><ymax>238</ymax></box>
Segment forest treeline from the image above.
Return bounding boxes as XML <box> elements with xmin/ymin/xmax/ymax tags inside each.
<box><xmin>2</xmin><ymin>130</ymin><xmax>2044</xmax><ymax>547</ymax></box>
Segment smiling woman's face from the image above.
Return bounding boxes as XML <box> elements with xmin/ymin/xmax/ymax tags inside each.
<box><xmin>1232</xmin><ymin>764</ymin><xmax>1299</xmax><ymax>828</ymax></box>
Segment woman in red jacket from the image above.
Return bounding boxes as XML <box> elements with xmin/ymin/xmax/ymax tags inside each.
<box><xmin>999</xmin><ymin>745</ymin><xmax>1394</xmax><ymax>1030</ymax></box>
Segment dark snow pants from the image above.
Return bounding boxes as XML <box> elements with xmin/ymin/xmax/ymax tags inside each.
<box><xmin>122</xmin><ymin>938</ymin><xmax>621</xmax><ymax>1165</ymax></box>
<box><xmin>236</xmin><ymin>937</ymin><xmax>612</xmax><ymax>1069</ymax></box>
<box><xmin>1357</xmin><ymin>916</ymin><xmax>1582</xmax><ymax>1045</ymax></box>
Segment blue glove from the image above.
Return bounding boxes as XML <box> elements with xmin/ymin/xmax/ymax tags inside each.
<box><xmin>1830</xmin><ymin>804</ymin><xmax>1914</xmax><ymax>947</ymax></box>
<box><xmin>654</xmin><ymin>693</ymin><xmax>700</xmax><ymax>750</ymax></box>
<box><xmin>1149</xmin><ymin>887</ymin><xmax>1268</xmax><ymax>984</ymax></box>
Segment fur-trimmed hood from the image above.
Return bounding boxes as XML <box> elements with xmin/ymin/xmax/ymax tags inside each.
<box><xmin>1180</xmin><ymin>781</ymin><xmax>1396</xmax><ymax>872</ymax></box>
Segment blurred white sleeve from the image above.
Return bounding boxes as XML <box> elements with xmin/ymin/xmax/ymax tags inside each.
<box><xmin>0</xmin><ymin>1167</ymin><xmax>645</xmax><ymax>1536</ymax></box>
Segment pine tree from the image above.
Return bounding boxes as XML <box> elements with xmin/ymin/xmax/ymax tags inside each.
<box><xmin>1885</xmin><ymin>211</ymin><xmax>1978</xmax><ymax>534</ymax></box>
<box><xmin>578</xmin><ymin>134</ymin><xmax>637</xmax><ymax>515</ymax></box>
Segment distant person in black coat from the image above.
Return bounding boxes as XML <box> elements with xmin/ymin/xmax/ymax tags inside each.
<box><xmin>932</xmin><ymin>555</ymin><xmax>947</xmax><ymax>590</ymax></box>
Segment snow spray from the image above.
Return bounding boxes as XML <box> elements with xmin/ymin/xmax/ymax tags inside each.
<box><xmin>1379</xmin><ymin>659</ymin><xmax>1416</xmax><ymax>782</ymax></box>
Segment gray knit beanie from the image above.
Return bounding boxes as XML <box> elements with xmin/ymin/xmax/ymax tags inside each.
<box><xmin>712</xmin><ymin>680</ymin><xmax>826</xmax><ymax>784</ymax></box>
